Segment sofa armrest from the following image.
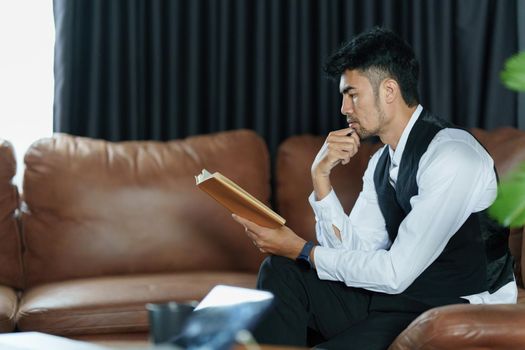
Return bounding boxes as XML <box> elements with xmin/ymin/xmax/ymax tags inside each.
<box><xmin>0</xmin><ymin>285</ymin><xmax>17</xmax><ymax>333</ymax></box>
<box><xmin>389</xmin><ymin>303</ymin><xmax>525</xmax><ymax>350</ymax></box>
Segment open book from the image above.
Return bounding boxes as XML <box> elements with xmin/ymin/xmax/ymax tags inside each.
<box><xmin>195</xmin><ymin>169</ymin><xmax>285</xmax><ymax>229</ymax></box>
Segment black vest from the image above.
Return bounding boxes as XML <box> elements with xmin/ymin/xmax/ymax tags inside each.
<box><xmin>371</xmin><ymin>110</ymin><xmax>514</xmax><ymax>309</ymax></box>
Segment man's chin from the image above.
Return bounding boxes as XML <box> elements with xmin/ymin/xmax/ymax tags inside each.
<box><xmin>355</xmin><ymin>129</ymin><xmax>369</xmax><ymax>139</ymax></box>
<box><xmin>353</xmin><ymin>125</ymin><xmax>379</xmax><ymax>140</ymax></box>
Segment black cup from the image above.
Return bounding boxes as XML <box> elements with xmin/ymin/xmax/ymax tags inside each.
<box><xmin>146</xmin><ymin>301</ymin><xmax>198</xmax><ymax>344</ymax></box>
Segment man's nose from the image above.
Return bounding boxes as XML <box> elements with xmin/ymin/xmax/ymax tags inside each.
<box><xmin>341</xmin><ymin>96</ymin><xmax>353</xmax><ymax>116</ymax></box>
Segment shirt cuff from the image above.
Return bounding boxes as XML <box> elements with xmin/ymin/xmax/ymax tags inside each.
<box><xmin>313</xmin><ymin>245</ymin><xmax>341</xmax><ymax>281</ymax></box>
<box><xmin>308</xmin><ymin>190</ymin><xmax>346</xmax><ymax>230</ymax></box>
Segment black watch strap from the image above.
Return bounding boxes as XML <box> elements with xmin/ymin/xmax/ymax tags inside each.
<box><xmin>296</xmin><ymin>240</ymin><xmax>315</xmax><ymax>269</ymax></box>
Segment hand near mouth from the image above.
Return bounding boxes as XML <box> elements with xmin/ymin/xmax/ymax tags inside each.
<box><xmin>311</xmin><ymin>127</ymin><xmax>361</xmax><ymax>177</ymax></box>
<box><xmin>310</xmin><ymin>127</ymin><xmax>361</xmax><ymax>201</ymax></box>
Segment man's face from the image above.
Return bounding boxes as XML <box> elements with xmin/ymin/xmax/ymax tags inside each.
<box><xmin>339</xmin><ymin>69</ymin><xmax>385</xmax><ymax>139</ymax></box>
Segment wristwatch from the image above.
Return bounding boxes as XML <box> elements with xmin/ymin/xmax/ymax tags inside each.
<box><xmin>296</xmin><ymin>241</ymin><xmax>315</xmax><ymax>269</ymax></box>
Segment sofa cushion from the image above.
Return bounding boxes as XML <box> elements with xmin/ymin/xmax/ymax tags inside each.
<box><xmin>0</xmin><ymin>140</ymin><xmax>23</xmax><ymax>289</ymax></box>
<box><xmin>0</xmin><ymin>285</ymin><xmax>17</xmax><ymax>332</ymax></box>
<box><xmin>276</xmin><ymin>135</ymin><xmax>382</xmax><ymax>241</ymax></box>
<box><xmin>17</xmin><ymin>272</ymin><xmax>257</xmax><ymax>335</ymax></box>
<box><xmin>22</xmin><ymin>130</ymin><xmax>269</xmax><ymax>287</ymax></box>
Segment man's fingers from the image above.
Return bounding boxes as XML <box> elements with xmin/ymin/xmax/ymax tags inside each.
<box><xmin>327</xmin><ymin>134</ymin><xmax>360</xmax><ymax>148</ymax></box>
<box><xmin>327</xmin><ymin>140</ymin><xmax>357</xmax><ymax>151</ymax></box>
<box><xmin>246</xmin><ymin>231</ymin><xmax>266</xmax><ymax>253</ymax></box>
<box><xmin>233</xmin><ymin>215</ymin><xmax>265</xmax><ymax>241</ymax></box>
<box><xmin>245</xmin><ymin>230</ymin><xmax>258</xmax><ymax>242</ymax></box>
<box><xmin>349</xmin><ymin>130</ymin><xmax>361</xmax><ymax>146</ymax></box>
<box><xmin>327</xmin><ymin>142</ymin><xmax>358</xmax><ymax>156</ymax></box>
<box><xmin>251</xmin><ymin>239</ymin><xmax>266</xmax><ymax>253</ymax></box>
<box><xmin>232</xmin><ymin>214</ymin><xmax>263</xmax><ymax>232</ymax></box>
<box><xmin>328</xmin><ymin>127</ymin><xmax>354</xmax><ymax>137</ymax></box>
<box><xmin>232</xmin><ymin>214</ymin><xmax>270</xmax><ymax>253</ymax></box>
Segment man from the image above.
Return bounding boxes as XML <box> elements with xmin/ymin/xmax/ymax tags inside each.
<box><xmin>232</xmin><ymin>27</ymin><xmax>517</xmax><ymax>350</ymax></box>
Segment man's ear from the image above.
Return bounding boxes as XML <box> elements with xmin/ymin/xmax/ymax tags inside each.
<box><xmin>382</xmin><ymin>79</ymin><xmax>399</xmax><ymax>104</ymax></box>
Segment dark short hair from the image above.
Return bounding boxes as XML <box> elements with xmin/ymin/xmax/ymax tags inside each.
<box><xmin>323</xmin><ymin>27</ymin><xmax>420</xmax><ymax>107</ymax></box>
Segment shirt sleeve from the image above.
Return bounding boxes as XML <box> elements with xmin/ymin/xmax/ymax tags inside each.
<box><xmin>314</xmin><ymin>139</ymin><xmax>496</xmax><ymax>294</ymax></box>
<box><xmin>308</xmin><ymin>148</ymin><xmax>390</xmax><ymax>251</ymax></box>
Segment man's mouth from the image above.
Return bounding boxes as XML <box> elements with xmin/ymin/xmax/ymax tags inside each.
<box><xmin>347</xmin><ymin>119</ymin><xmax>358</xmax><ymax>128</ymax></box>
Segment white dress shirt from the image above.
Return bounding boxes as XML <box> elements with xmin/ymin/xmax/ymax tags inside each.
<box><xmin>309</xmin><ymin>105</ymin><xmax>517</xmax><ymax>304</ymax></box>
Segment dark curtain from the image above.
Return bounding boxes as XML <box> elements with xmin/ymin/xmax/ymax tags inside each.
<box><xmin>53</xmin><ymin>0</ymin><xmax>519</xmax><ymax>157</ymax></box>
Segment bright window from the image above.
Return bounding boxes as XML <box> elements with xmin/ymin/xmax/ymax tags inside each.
<box><xmin>0</xmin><ymin>0</ymin><xmax>54</xmax><ymax>187</ymax></box>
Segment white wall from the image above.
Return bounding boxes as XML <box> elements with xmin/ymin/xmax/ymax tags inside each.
<box><xmin>0</xmin><ymin>0</ymin><xmax>54</xmax><ymax>187</ymax></box>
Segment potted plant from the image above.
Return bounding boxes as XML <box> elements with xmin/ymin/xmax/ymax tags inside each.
<box><xmin>489</xmin><ymin>52</ymin><xmax>525</xmax><ymax>227</ymax></box>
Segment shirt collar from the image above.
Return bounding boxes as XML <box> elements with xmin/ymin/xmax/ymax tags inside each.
<box><xmin>388</xmin><ymin>104</ymin><xmax>423</xmax><ymax>166</ymax></box>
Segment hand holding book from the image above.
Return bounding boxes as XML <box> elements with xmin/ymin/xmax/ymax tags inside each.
<box><xmin>231</xmin><ymin>213</ymin><xmax>308</xmax><ymax>262</ymax></box>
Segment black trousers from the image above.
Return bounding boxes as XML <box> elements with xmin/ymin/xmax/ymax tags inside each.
<box><xmin>253</xmin><ymin>256</ymin><xmax>434</xmax><ymax>350</ymax></box>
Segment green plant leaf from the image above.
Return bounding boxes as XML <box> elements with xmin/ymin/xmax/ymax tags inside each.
<box><xmin>489</xmin><ymin>162</ymin><xmax>525</xmax><ymax>228</ymax></box>
<box><xmin>500</xmin><ymin>52</ymin><xmax>525</xmax><ymax>92</ymax></box>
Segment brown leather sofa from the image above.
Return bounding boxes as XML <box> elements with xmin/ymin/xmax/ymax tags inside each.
<box><xmin>0</xmin><ymin>127</ymin><xmax>523</xmax><ymax>348</ymax></box>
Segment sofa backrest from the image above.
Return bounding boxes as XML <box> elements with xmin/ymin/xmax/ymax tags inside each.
<box><xmin>276</xmin><ymin>135</ymin><xmax>382</xmax><ymax>242</ymax></box>
<box><xmin>21</xmin><ymin>130</ymin><xmax>269</xmax><ymax>287</ymax></box>
<box><xmin>0</xmin><ymin>140</ymin><xmax>24</xmax><ymax>289</ymax></box>
<box><xmin>276</xmin><ymin>128</ymin><xmax>525</xmax><ymax>286</ymax></box>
